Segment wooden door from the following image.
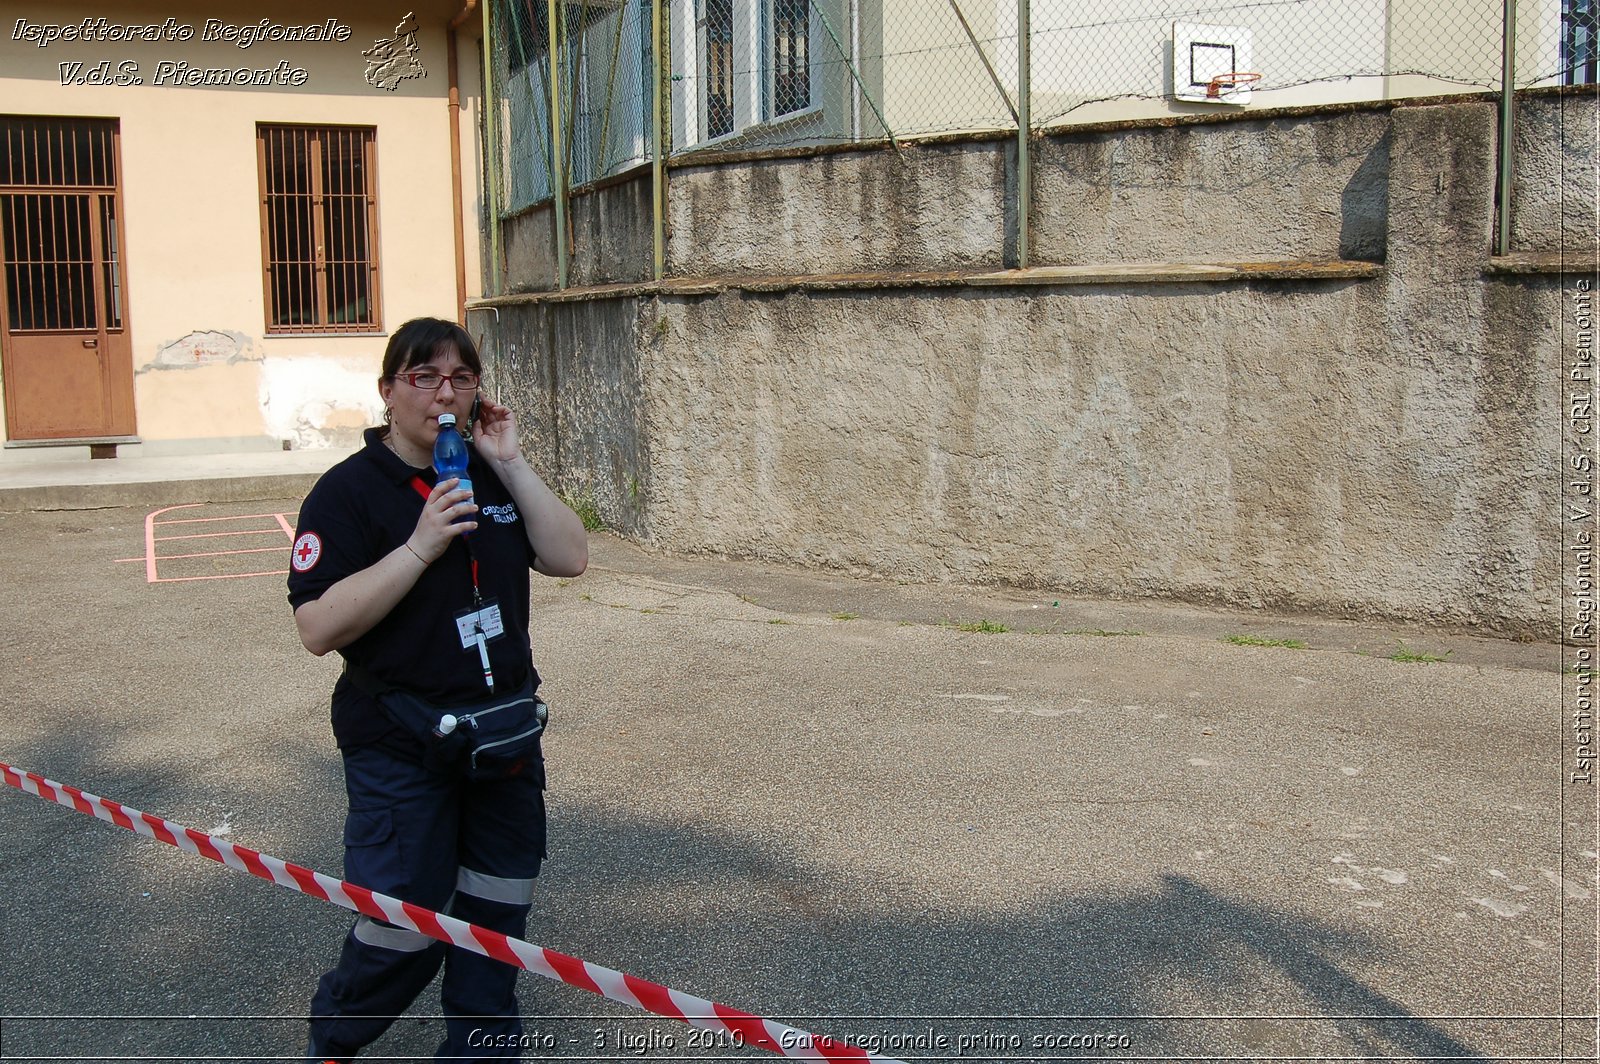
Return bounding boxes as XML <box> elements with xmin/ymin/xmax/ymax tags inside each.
<box><xmin>0</xmin><ymin>117</ymin><xmax>135</xmax><ymax>442</ymax></box>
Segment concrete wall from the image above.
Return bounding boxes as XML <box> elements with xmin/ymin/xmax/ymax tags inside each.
<box><xmin>1031</xmin><ymin>111</ymin><xmax>1393</xmax><ymax>264</ymax></box>
<box><xmin>0</xmin><ymin>0</ymin><xmax>486</xmax><ymax>453</ymax></box>
<box><xmin>669</xmin><ymin>141</ymin><xmax>1010</xmax><ymax>275</ymax></box>
<box><xmin>1512</xmin><ymin>91</ymin><xmax>1600</xmax><ymax>253</ymax></box>
<box><xmin>485</xmin><ymin>90</ymin><xmax>1594</xmax><ymax>637</ymax></box>
<box><xmin>503</xmin><ymin>171</ymin><xmax>656</xmax><ymax>292</ymax></box>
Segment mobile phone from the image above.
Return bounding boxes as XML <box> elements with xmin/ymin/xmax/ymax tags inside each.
<box><xmin>468</xmin><ymin>395</ymin><xmax>481</xmax><ymax>432</ymax></box>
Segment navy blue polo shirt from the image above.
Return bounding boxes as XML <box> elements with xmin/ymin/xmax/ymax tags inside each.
<box><xmin>288</xmin><ymin>428</ymin><xmax>540</xmax><ymax>748</ymax></box>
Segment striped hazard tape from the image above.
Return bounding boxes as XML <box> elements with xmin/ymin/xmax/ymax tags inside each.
<box><xmin>1</xmin><ymin>761</ymin><xmax>903</xmax><ymax>1064</ymax></box>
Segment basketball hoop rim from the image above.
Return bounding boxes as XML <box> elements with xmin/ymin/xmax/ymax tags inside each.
<box><xmin>1206</xmin><ymin>71</ymin><xmax>1263</xmax><ymax>97</ymax></box>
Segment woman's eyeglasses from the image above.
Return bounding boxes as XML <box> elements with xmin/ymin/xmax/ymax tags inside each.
<box><xmin>395</xmin><ymin>371</ymin><xmax>480</xmax><ymax>391</ymax></box>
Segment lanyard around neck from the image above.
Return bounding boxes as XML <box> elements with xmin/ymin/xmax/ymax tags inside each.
<box><xmin>410</xmin><ymin>474</ymin><xmax>483</xmax><ymax>607</ymax></box>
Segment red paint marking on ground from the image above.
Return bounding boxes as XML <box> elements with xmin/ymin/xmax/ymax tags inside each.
<box><xmin>149</xmin><ymin>569</ymin><xmax>289</xmax><ymax>584</ymax></box>
<box><xmin>137</xmin><ymin>505</ymin><xmax>301</xmax><ymax>584</ymax></box>
<box><xmin>154</xmin><ymin>528</ymin><xmax>296</xmax><ymax>543</ymax></box>
<box><xmin>151</xmin><ymin>511</ymin><xmax>299</xmax><ymax>527</ymax></box>
<box><xmin>144</xmin><ymin>504</ymin><xmax>202</xmax><ymax>583</ymax></box>
<box><xmin>123</xmin><ymin>546</ymin><xmax>287</xmax><ymax>563</ymax></box>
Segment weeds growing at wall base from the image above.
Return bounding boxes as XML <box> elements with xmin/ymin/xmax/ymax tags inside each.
<box><xmin>1390</xmin><ymin>643</ymin><xmax>1452</xmax><ymax>663</ymax></box>
<box><xmin>951</xmin><ymin>619</ymin><xmax>1011</xmax><ymax>633</ymax></box>
<box><xmin>560</xmin><ymin>491</ymin><xmax>605</xmax><ymax>531</ymax></box>
<box><xmin>1223</xmin><ymin>634</ymin><xmax>1308</xmax><ymax>649</ymax></box>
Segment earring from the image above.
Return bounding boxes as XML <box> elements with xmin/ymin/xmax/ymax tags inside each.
<box><xmin>383</xmin><ymin>406</ymin><xmax>393</xmax><ymax>425</ymax></box>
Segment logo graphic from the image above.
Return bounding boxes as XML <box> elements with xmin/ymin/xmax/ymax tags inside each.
<box><xmin>363</xmin><ymin>12</ymin><xmax>425</xmax><ymax>91</ymax></box>
<box><xmin>292</xmin><ymin>532</ymin><xmax>323</xmax><ymax>572</ymax></box>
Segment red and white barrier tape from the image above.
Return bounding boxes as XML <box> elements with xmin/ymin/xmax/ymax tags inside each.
<box><xmin>1</xmin><ymin>762</ymin><xmax>901</xmax><ymax>1064</ymax></box>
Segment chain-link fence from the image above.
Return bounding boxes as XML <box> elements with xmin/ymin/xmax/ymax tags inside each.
<box><xmin>498</xmin><ymin>0</ymin><xmax>655</xmax><ymax>212</ymax></box>
<box><xmin>491</xmin><ymin>0</ymin><xmax>1598</xmax><ymax>214</ymax></box>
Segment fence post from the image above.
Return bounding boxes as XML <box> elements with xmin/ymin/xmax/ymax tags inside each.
<box><xmin>547</xmin><ymin>0</ymin><xmax>569</xmax><ymax>289</ymax></box>
<box><xmin>653</xmin><ymin>0</ymin><xmax>666</xmax><ymax>280</ymax></box>
<box><xmin>483</xmin><ymin>0</ymin><xmax>502</xmax><ymax>295</ymax></box>
<box><xmin>1017</xmin><ymin>0</ymin><xmax>1031</xmax><ymax>269</ymax></box>
<box><xmin>1496</xmin><ymin>0</ymin><xmax>1517</xmax><ymax>256</ymax></box>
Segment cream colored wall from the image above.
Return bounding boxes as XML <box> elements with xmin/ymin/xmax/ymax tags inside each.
<box><xmin>0</xmin><ymin>0</ymin><xmax>486</xmax><ymax>451</ymax></box>
<box><xmin>877</xmin><ymin>0</ymin><xmax>1016</xmax><ymax>135</ymax></box>
<box><xmin>1390</xmin><ymin>0</ymin><xmax>1567</xmax><ymax>89</ymax></box>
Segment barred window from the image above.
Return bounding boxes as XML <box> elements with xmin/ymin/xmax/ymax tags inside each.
<box><xmin>768</xmin><ymin>0</ymin><xmax>810</xmax><ymax>118</ymax></box>
<box><xmin>257</xmin><ymin>125</ymin><xmax>380</xmax><ymax>333</ymax></box>
<box><xmin>0</xmin><ymin>116</ymin><xmax>121</xmax><ymax>334</ymax></box>
<box><xmin>690</xmin><ymin>0</ymin><xmax>815</xmax><ymax>144</ymax></box>
<box><xmin>704</xmin><ymin>0</ymin><xmax>736</xmax><ymax>139</ymax></box>
<box><xmin>1565</xmin><ymin>0</ymin><xmax>1598</xmax><ymax>84</ymax></box>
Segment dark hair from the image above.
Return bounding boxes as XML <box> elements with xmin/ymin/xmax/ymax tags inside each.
<box><xmin>381</xmin><ymin>317</ymin><xmax>482</xmax><ymax>379</ymax></box>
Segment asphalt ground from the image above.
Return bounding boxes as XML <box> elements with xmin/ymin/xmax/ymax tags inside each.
<box><xmin>0</xmin><ymin>490</ymin><xmax>1594</xmax><ymax>1063</ymax></box>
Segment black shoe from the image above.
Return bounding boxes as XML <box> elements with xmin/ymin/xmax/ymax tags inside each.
<box><xmin>304</xmin><ymin>1036</ymin><xmax>350</xmax><ymax>1064</ymax></box>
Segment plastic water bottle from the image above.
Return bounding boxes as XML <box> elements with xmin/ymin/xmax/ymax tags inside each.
<box><xmin>433</xmin><ymin>413</ymin><xmax>473</xmax><ymax>510</ymax></box>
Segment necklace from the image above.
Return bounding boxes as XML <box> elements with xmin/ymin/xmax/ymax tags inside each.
<box><xmin>383</xmin><ymin>433</ymin><xmax>425</xmax><ymax>469</ymax></box>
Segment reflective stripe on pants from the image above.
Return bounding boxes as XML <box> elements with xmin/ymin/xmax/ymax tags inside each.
<box><xmin>308</xmin><ymin>740</ymin><xmax>546</xmax><ymax>1061</ymax></box>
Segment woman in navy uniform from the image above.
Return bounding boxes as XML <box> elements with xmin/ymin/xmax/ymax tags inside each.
<box><xmin>287</xmin><ymin>317</ymin><xmax>587</xmax><ymax>1061</ymax></box>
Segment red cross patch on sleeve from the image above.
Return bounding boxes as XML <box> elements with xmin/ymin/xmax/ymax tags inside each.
<box><xmin>291</xmin><ymin>532</ymin><xmax>323</xmax><ymax>572</ymax></box>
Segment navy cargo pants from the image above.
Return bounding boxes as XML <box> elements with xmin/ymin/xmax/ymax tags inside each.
<box><xmin>307</xmin><ymin>740</ymin><xmax>546</xmax><ymax>1061</ymax></box>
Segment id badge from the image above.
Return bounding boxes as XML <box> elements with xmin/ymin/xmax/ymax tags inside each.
<box><xmin>455</xmin><ymin>600</ymin><xmax>505</xmax><ymax>648</ymax></box>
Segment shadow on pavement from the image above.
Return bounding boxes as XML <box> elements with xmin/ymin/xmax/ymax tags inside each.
<box><xmin>2</xmin><ymin>727</ymin><xmax>1495</xmax><ymax>1063</ymax></box>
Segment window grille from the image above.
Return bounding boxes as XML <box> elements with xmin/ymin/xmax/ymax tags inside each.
<box><xmin>704</xmin><ymin>0</ymin><xmax>736</xmax><ymax>139</ymax></box>
<box><xmin>0</xmin><ymin>116</ymin><xmax>116</xmax><ymax>188</ymax></box>
<box><xmin>257</xmin><ymin>124</ymin><xmax>380</xmax><ymax>333</ymax></box>
<box><xmin>0</xmin><ymin>115</ymin><xmax>119</xmax><ymax>334</ymax></box>
<box><xmin>1565</xmin><ymin>0</ymin><xmax>1599</xmax><ymax>84</ymax></box>
<box><xmin>769</xmin><ymin>0</ymin><xmax>810</xmax><ymax>117</ymax></box>
<box><xmin>2</xmin><ymin>194</ymin><xmax>93</xmax><ymax>331</ymax></box>
<box><xmin>100</xmin><ymin>195</ymin><xmax>121</xmax><ymax>328</ymax></box>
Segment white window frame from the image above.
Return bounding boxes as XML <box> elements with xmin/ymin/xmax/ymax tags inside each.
<box><xmin>764</xmin><ymin>0</ymin><xmax>816</xmax><ymax>122</ymax></box>
<box><xmin>673</xmin><ymin>0</ymin><xmax>818</xmax><ymax>148</ymax></box>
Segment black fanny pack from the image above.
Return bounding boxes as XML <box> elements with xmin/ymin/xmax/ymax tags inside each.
<box><xmin>347</xmin><ymin>665</ymin><xmax>547</xmax><ymax>780</ymax></box>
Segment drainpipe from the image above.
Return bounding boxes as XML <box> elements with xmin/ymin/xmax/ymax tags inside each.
<box><xmin>448</xmin><ymin>0</ymin><xmax>477</xmax><ymax>324</ymax></box>
<box><xmin>1495</xmin><ymin>0</ymin><xmax>1516</xmax><ymax>256</ymax></box>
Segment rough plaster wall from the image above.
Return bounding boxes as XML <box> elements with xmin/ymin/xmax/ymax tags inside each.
<box><xmin>147</xmin><ymin>329</ymin><xmax>259</xmax><ymax>369</ymax></box>
<box><xmin>1376</xmin><ymin>102</ymin><xmax>1558</xmax><ymax>632</ymax></box>
<box><xmin>668</xmin><ymin>142</ymin><xmax>1008</xmax><ymax>275</ymax></box>
<box><xmin>552</xmin><ymin>299</ymin><xmax>649</xmax><ymax>531</ymax></box>
<box><xmin>258</xmin><ymin>357</ymin><xmax>383</xmax><ymax>450</ymax></box>
<box><xmin>639</xmin><ymin>268</ymin><xmax>1558</xmax><ymax>634</ymax></box>
<box><xmin>487</xmin><ymin>299</ymin><xmax>648</xmax><ymax>532</ymax></box>
<box><xmin>503</xmin><ymin>175</ymin><xmax>654</xmax><ymax>290</ymax></box>
<box><xmin>489</xmin><ymin>305</ymin><xmax>559</xmax><ymax>470</ymax></box>
<box><xmin>566</xmin><ymin>176</ymin><xmax>654</xmax><ymax>287</ymax></box>
<box><xmin>504</xmin><ymin>206</ymin><xmax>559</xmax><ymax>293</ymax></box>
<box><xmin>491</xmin><ymin>95</ymin><xmax>1583</xmax><ymax>636</ymax></box>
<box><xmin>1032</xmin><ymin>112</ymin><xmax>1393</xmax><ymax>265</ymax></box>
<box><xmin>1512</xmin><ymin>94</ymin><xmax>1600</xmax><ymax>255</ymax></box>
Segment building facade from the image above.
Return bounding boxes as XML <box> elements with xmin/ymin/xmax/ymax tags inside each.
<box><xmin>0</xmin><ymin>0</ymin><xmax>487</xmax><ymax>456</ymax></box>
